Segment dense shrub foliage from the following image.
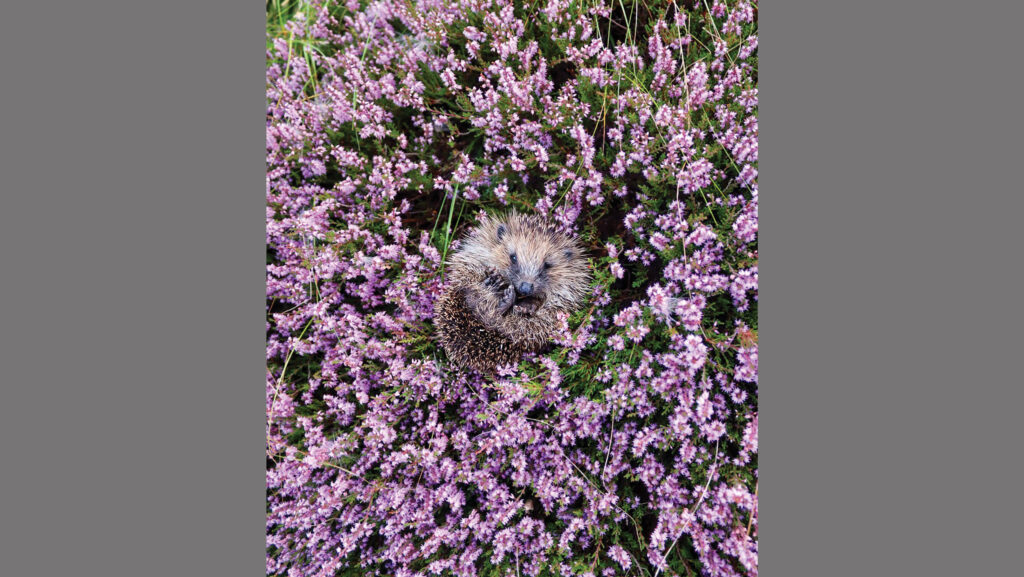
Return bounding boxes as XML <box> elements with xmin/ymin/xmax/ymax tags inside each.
<box><xmin>266</xmin><ymin>1</ymin><xmax>758</xmax><ymax>575</ymax></box>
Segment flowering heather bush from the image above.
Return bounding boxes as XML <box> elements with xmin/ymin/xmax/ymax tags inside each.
<box><xmin>266</xmin><ymin>1</ymin><xmax>758</xmax><ymax>575</ymax></box>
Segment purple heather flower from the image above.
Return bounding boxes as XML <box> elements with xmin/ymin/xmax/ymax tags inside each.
<box><xmin>266</xmin><ymin>1</ymin><xmax>758</xmax><ymax>575</ymax></box>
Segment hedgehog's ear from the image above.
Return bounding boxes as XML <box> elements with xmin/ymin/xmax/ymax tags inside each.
<box><xmin>497</xmin><ymin>224</ymin><xmax>507</xmax><ymax>240</ymax></box>
<box><xmin>564</xmin><ymin>249</ymin><xmax>573</xmax><ymax>260</ymax></box>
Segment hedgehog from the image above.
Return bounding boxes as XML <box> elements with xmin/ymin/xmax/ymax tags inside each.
<box><xmin>435</xmin><ymin>212</ymin><xmax>591</xmax><ymax>373</ymax></box>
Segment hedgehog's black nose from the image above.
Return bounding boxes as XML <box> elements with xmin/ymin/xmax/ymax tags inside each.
<box><xmin>517</xmin><ymin>282</ymin><xmax>534</xmax><ymax>296</ymax></box>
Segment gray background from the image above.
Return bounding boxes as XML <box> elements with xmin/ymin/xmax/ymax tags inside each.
<box><xmin>0</xmin><ymin>3</ymin><xmax>267</xmax><ymax>575</ymax></box>
<box><xmin>1</xmin><ymin>1</ymin><xmax>1021</xmax><ymax>575</ymax></box>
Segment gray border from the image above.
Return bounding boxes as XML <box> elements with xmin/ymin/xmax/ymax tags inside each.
<box><xmin>1</xmin><ymin>3</ymin><xmax>266</xmax><ymax>574</ymax></box>
<box><xmin>763</xmin><ymin>1</ymin><xmax>1024</xmax><ymax>575</ymax></box>
<box><xmin>2</xmin><ymin>1</ymin><xmax>1023</xmax><ymax>575</ymax></box>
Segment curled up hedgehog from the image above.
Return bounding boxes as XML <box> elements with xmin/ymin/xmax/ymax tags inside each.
<box><xmin>436</xmin><ymin>212</ymin><xmax>591</xmax><ymax>373</ymax></box>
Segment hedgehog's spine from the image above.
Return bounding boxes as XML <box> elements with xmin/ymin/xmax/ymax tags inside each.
<box><xmin>435</xmin><ymin>287</ymin><xmax>527</xmax><ymax>373</ymax></box>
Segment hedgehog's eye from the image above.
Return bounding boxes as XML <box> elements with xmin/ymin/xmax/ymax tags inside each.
<box><xmin>543</xmin><ymin>261</ymin><xmax>551</xmax><ymax>270</ymax></box>
<box><xmin>509</xmin><ymin>253</ymin><xmax>518</xmax><ymax>264</ymax></box>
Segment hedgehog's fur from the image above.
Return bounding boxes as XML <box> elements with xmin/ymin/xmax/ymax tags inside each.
<box><xmin>436</xmin><ymin>212</ymin><xmax>590</xmax><ymax>373</ymax></box>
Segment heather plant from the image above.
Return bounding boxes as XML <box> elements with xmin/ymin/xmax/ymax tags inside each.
<box><xmin>266</xmin><ymin>1</ymin><xmax>758</xmax><ymax>575</ymax></box>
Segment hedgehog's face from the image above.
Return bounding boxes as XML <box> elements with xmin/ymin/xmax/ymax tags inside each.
<box><xmin>495</xmin><ymin>223</ymin><xmax>578</xmax><ymax>314</ymax></box>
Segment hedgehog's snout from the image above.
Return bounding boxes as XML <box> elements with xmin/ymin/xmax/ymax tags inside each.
<box><xmin>516</xmin><ymin>281</ymin><xmax>535</xmax><ymax>296</ymax></box>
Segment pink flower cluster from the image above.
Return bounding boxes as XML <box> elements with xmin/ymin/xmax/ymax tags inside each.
<box><xmin>267</xmin><ymin>1</ymin><xmax>757</xmax><ymax>575</ymax></box>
